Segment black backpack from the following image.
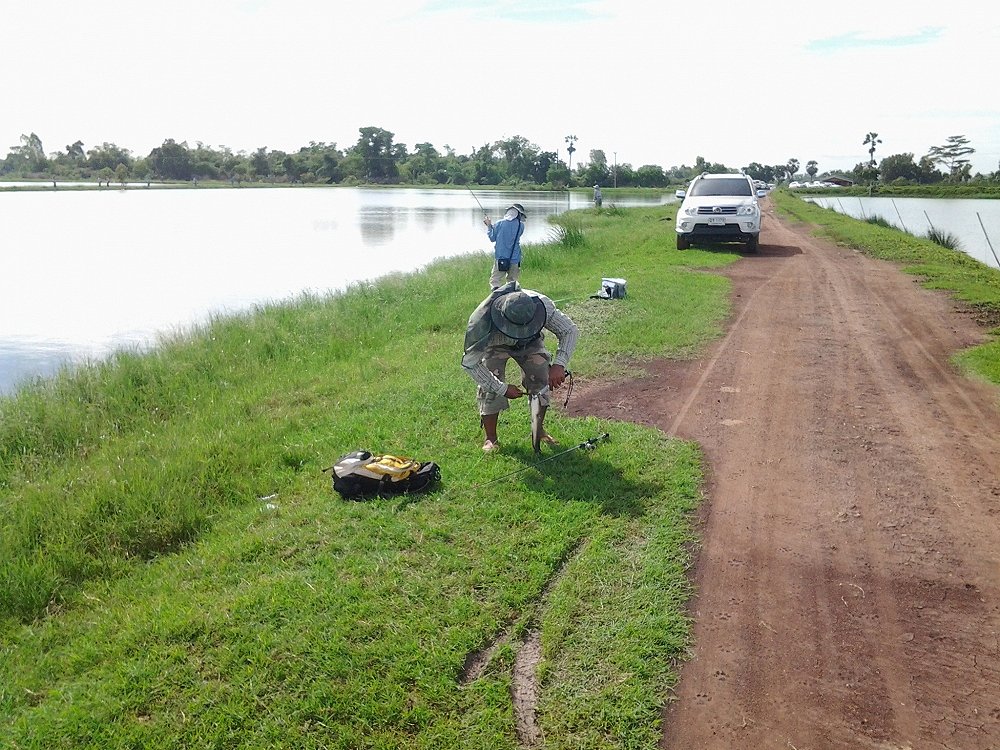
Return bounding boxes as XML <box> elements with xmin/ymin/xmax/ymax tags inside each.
<box><xmin>324</xmin><ymin>451</ymin><xmax>441</xmax><ymax>500</ymax></box>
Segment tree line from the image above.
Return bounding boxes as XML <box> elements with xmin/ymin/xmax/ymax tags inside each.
<box><xmin>3</xmin><ymin>128</ymin><xmax>996</xmax><ymax>188</ymax></box>
<box><xmin>754</xmin><ymin>134</ymin><xmax>997</xmax><ymax>186</ymax></box>
<box><xmin>2</xmin><ymin>128</ymin><xmax>687</xmax><ymax>188</ymax></box>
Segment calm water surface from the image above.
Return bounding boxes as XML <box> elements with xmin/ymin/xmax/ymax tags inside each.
<box><xmin>1</xmin><ymin>187</ymin><xmax>670</xmax><ymax>394</ymax></box>
<box><xmin>803</xmin><ymin>195</ymin><xmax>1000</xmax><ymax>270</ymax></box>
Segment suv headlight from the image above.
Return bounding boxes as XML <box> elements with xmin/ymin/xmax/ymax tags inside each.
<box><xmin>682</xmin><ymin>205</ymin><xmax>700</xmax><ymax>216</ymax></box>
<box><xmin>738</xmin><ymin>204</ymin><xmax>759</xmax><ymax>216</ymax></box>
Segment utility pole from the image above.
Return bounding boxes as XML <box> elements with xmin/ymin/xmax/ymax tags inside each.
<box><xmin>613</xmin><ymin>151</ymin><xmax>617</xmax><ymax>188</ymax></box>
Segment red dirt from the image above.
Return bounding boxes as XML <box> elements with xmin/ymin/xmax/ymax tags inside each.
<box><xmin>568</xmin><ymin>202</ymin><xmax>1000</xmax><ymax>749</ymax></box>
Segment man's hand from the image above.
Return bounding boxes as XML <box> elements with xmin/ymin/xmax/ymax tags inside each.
<box><xmin>549</xmin><ymin>365</ymin><xmax>567</xmax><ymax>390</ymax></box>
<box><xmin>483</xmin><ymin>215</ymin><xmax>492</xmax><ymax>227</ymax></box>
<box><xmin>504</xmin><ymin>384</ymin><xmax>524</xmax><ymax>399</ymax></box>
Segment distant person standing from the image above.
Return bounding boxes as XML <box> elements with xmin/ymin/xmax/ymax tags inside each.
<box><xmin>593</xmin><ymin>184</ymin><xmax>602</xmax><ymax>207</ymax></box>
<box><xmin>484</xmin><ymin>203</ymin><xmax>526</xmax><ymax>289</ymax></box>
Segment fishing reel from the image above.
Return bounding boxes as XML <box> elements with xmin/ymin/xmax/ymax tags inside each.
<box><xmin>580</xmin><ymin>432</ymin><xmax>610</xmax><ymax>451</ymax></box>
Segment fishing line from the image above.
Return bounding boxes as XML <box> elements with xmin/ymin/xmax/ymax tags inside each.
<box><xmin>465</xmin><ymin>184</ymin><xmax>489</xmax><ymax>219</ymax></box>
<box><xmin>561</xmin><ymin>371</ymin><xmax>575</xmax><ymax>407</ymax></box>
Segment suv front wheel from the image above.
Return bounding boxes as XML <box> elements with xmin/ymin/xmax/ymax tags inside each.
<box><xmin>676</xmin><ymin>235</ymin><xmax>690</xmax><ymax>250</ymax></box>
<box><xmin>746</xmin><ymin>235</ymin><xmax>758</xmax><ymax>252</ymax></box>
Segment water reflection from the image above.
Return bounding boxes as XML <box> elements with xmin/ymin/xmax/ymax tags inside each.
<box><xmin>0</xmin><ymin>186</ymin><xmax>671</xmax><ymax>394</ymax></box>
<box><xmin>359</xmin><ymin>206</ymin><xmax>404</xmax><ymax>245</ymax></box>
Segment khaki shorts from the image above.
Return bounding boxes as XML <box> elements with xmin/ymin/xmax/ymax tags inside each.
<box><xmin>489</xmin><ymin>260</ymin><xmax>521</xmax><ymax>290</ymax></box>
<box><xmin>476</xmin><ymin>336</ymin><xmax>551</xmax><ymax>415</ymax></box>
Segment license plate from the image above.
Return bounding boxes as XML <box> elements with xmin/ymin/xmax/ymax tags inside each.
<box><xmin>708</xmin><ymin>217</ymin><xmax>725</xmax><ymax>226</ymax></box>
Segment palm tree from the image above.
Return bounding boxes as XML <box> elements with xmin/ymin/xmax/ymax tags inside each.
<box><xmin>863</xmin><ymin>132</ymin><xmax>882</xmax><ymax>167</ymax></box>
<box><xmin>565</xmin><ymin>135</ymin><xmax>578</xmax><ymax>172</ymax></box>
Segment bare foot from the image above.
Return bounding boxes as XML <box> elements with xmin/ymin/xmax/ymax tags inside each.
<box><xmin>482</xmin><ymin>439</ymin><xmax>500</xmax><ymax>453</ymax></box>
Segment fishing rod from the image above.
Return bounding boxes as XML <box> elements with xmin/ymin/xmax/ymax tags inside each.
<box><xmin>465</xmin><ymin>183</ymin><xmax>489</xmax><ymax>221</ymax></box>
<box><xmin>473</xmin><ymin>432</ymin><xmax>610</xmax><ymax>489</ymax></box>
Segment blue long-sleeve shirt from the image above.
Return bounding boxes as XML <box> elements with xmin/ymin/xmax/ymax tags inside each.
<box><xmin>486</xmin><ymin>218</ymin><xmax>523</xmax><ymax>264</ymax></box>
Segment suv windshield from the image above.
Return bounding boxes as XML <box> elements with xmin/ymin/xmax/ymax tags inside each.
<box><xmin>690</xmin><ymin>178</ymin><xmax>752</xmax><ymax>197</ymax></box>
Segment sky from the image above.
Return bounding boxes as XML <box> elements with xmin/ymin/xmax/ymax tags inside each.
<box><xmin>4</xmin><ymin>0</ymin><xmax>999</xmax><ymax>177</ymax></box>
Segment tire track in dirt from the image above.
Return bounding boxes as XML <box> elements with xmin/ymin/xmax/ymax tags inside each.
<box><xmin>789</xmin><ymin>233</ymin><xmax>927</xmax><ymax>743</ymax></box>
<box><xmin>458</xmin><ymin>539</ymin><xmax>590</xmax><ymax>747</ymax></box>
<box><xmin>568</xmin><ymin>202</ymin><xmax>1000</xmax><ymax>749</ymax></box>
<box><xmin>664</xmin><ymin>258</ymin><xmax>790</xmax><ymax>436</ymax></box>
<box><xmin>797</xmin><ymin>224</ymin><xmax>1000</xmax><ymax>747</ymax></box>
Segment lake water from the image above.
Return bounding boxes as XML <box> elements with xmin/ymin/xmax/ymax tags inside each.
<box><xmin>1</xmin><ymin>187</ymin><xmax>671</xmax><ymax>395</ymax></box>
<box><xmin>803</xmin><ymin>195</ymin><xmax>1000</xmax><ymax>270</ymax></box>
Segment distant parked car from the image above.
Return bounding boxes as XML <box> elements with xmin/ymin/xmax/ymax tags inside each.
<box><xmin>789</xmin><ymin>181</ymin><xmax>804</xmax><ymax>188</ymax></box>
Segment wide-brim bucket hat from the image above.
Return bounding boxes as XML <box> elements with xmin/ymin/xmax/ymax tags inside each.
<box><xmin>491</xmin><ymin>290</ymin><xmax>546</xmax><ymax>340</ymax></box>
<box><xmin>508</xmin><ymin>203</ymin><xmax>527</xmax><ymax>218</ymax></box>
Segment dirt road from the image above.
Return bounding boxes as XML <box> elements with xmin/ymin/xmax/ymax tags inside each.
<box><xmin>569</xmin><ymin>202</ymin><xmax>1000</xmax><ymax>749</ymax></box>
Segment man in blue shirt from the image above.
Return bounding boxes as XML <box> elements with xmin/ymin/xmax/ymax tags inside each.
<box><xmin>484</xmin><ymin>203</ymin><xmax>525</xmax><ymax>289</ymax></box>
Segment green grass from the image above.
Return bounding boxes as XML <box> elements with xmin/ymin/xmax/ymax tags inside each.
<box><xmin>864</xmin><ymin>213</ymin><xmax>893</xmax><ymax>228</ymax></box>
<box><xmin>1</xmin><ymin>206</ymin><xmax>726</xmax><ymax>748</ymax></box>
<box><xmin>955</xmin><ymin>340</ymin><xmax>1000</xmax><ymax>383</ymax></box>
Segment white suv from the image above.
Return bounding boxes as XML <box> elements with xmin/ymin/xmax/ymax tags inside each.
<box><xmin>675</xmin><ymin>173</ymin><xmax>763</xmax><ymax>252</ymax></box>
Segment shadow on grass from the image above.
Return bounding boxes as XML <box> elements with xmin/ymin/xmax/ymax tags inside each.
<box><xmin>394</xmin><ymin>447</ymin><xmax>650</xmax><ymax>517</ymax></box>
<box><xmin>393</xmin><ymin>449</ymin><xmax>650</xmax><ymax>517</ymax></box>
<box><xmin>497</xmin><ymin>443</ymin><xmax>651</xmax><ymax>518</ymax></box>
<box><xmin>391</xmin><ymin>436</ymin><xmax>655</xmax><ymax>518</ymax></box>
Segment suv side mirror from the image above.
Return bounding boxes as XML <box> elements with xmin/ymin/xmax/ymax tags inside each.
<box><xmin>675</xmin><ymin>189</ymin><xmax>686</xmax><ymax>199</ymax></box>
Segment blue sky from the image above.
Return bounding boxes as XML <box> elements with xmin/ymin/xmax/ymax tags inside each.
<box><xmin>4</xmin><ymin>0</ymin><xmax>998</xmax><ymax>175</ymax></box>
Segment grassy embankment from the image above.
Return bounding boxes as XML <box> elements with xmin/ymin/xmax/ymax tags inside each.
<box><xmin>773</xmin><ymin>189</ymin><xmax>1000</xmax><ymax>384</ymax></box>
<box><xmin>792</xmin><ymin>183</ymin><xmax>1000</xmax><ymax>199</ymax></box>
<box><xmin>1</xmin><ymin>206</ymin><xmax>740</xmax><ymax>749</ymax></box>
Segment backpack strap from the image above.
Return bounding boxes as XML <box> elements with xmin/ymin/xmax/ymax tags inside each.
<box><xmin>506</xmin><ymin>221</ymin><xmax>523</xmax><ymax>261</ymax></box>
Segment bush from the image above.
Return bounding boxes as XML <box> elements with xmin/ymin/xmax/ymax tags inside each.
<box><xmin>550</xmin><ymin>219</ymin><xmax>586</xmax><ymax>247</ymax></box>
<box><xmin>926</xmin><ymin>227</ymin><xmax>962</xmax><ymax>250</ymax></box>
